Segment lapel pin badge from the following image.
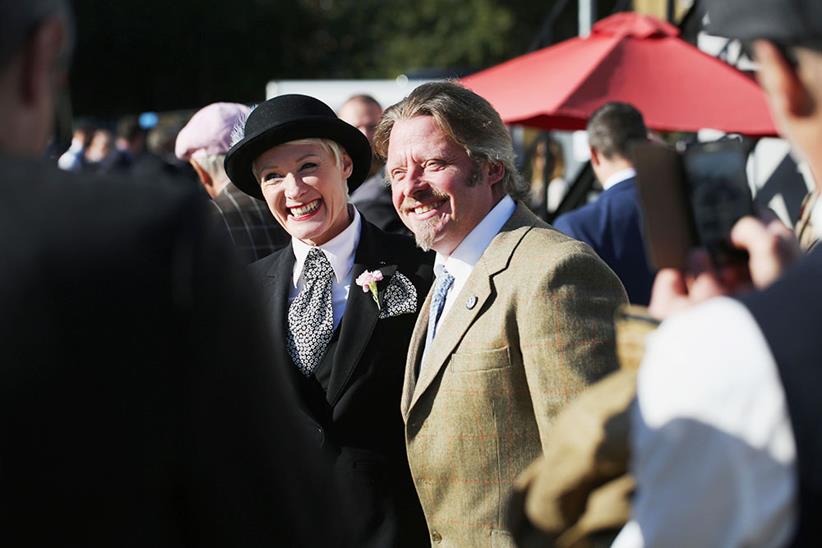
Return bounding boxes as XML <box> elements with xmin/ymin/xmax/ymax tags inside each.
<box><xmin>465</xmin><ymin>295</ymin><xmax>478</xmax><ymax>310</ymax></box>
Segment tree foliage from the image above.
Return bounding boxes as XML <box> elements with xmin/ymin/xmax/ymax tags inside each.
<box><xmin>69</xmin><ymin>0</ymin><xmax>620</xmax><ymax>116</ymax></box>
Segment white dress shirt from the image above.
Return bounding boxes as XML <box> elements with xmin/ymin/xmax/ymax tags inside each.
<box><xmin>433</xmin><ymin>195</ymin><xmax>516</xmax><ymax>322</ymax></box>
<box><xmin>289</xmin><ymin>208</ymin><xmax>362</xmax><ymax>330</ymax></box>
<box><xmin>601</xmin><ymin>167</ymin><xmax>636</xmax><ymax>191</ymax></box>
<box><xmin>612</xmin><ymin>297</ymin><xmax>797</xmax><ymax>548</ymax></box>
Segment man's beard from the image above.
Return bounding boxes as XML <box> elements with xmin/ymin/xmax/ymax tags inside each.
<box><xmin>400</xmin><ymin>187</ymin><xmax>450</xmax><ymax>252</ymax></box>
<box><xmin>412</xmin><ymin>217</ymin><xmax>440</xmax><ymax>251</ymax></box>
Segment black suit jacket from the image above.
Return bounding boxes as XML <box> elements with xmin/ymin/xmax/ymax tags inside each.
<box><xmin>250</xmin><ymin>216</ymin><xmax>433</xmax><ymax>548</ymax></box>
<box><xmin>0</xmin><ymin>154</ymin><xmax>338</xmax><ymax>547</ymax></box>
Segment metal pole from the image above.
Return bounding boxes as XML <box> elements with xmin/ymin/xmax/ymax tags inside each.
<box><xmin>579</xmin><ymin>0</ymin><xmax>595</xmax><ymax>37</ymax></box>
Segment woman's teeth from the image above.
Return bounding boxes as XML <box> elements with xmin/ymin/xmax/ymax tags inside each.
<box><xmin>290</xmin><ymin>200</ymin><xmax>320</xmax><ymax>216</ymax></box>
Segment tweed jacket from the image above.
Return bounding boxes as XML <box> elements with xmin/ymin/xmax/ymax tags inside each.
<box><xmin>401</xmin><ymin>203</ymin><xmax>627</xmax><ymax>547</ymax></box>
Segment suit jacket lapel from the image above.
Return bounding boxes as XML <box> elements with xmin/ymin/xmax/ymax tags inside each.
<box><xmin>401</xmin><ymin>287</ymin><xmax>433</xmax><ymax>420</ymax></box>
<box><xmin>260</xmin><ymin>247</ymin><xmax>324</xmax><ymax>425</ymax></box>
<box><xmin>326</xmin><ymin>221</ymin><xmax>397</xmax><ymax>407</ymax></box>
<box><xmin>406</xmin><ymin>203</ymin><xmax>537</xmax><ymax>414</ymax></box>
<box><xmin>408</xmin><ymin>269</ymin><xmax>493</xmax><ymax>412</ymax></box>
<box><xmin>263</xmin><ymin>247</ymin><xmax>297</xmax><ymax>371</ymax></box>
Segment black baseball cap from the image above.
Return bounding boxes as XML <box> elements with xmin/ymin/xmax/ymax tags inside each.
<box><xmin>706</xmin><ymin>0</ymin><xmax>822</xmax><ymax>52</ymax></box>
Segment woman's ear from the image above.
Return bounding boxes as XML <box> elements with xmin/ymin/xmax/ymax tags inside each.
<box><xmin>341</xmin><ymin>152</ymin><xmax>354</xmax><ymax>179</ymax></box>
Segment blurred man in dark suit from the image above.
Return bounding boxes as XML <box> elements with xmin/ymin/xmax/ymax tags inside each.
<box><xmin>0</xmin><ymin>1</ymin><xmax>336</xmax><ymax>546</ymax></box>
<box><xmin>554</xmin><ymin>103</ymin><xmax>655</xmax><ymax>305</ymax></box>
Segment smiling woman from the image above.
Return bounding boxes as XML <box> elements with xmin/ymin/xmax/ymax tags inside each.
<box><xmin>253</xmin><ymin>138</ymin><xmax>352</xmax><ymax>246</ymax></box>
<box><xmin>222</xmin><ymin>93</ymin><xmax>434</xmax><ymax>547</ymax></box>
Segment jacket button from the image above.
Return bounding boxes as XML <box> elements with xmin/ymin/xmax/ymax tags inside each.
<box><xmin>431</xmin><ymin>531</ymin><xmax>442</xmax><ymax>543</ymax></box>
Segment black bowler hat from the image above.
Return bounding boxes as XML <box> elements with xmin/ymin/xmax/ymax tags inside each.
<box><xmin>706</xmin><ymin>0</ymin><xmax>822</xmax><ymax>52</ymax></box>
<box><xmin>224</xmin><ymin>94</ymin><xmax>372</xmax><ymax>200</ymax></box>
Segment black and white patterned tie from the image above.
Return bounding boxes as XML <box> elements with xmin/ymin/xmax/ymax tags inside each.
<box><xmin>287</xmin><ymin>248</ymin><xmax>335</xmax><ymax>376</ymax></box>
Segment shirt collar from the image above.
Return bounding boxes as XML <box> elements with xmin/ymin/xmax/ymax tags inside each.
<box><xmin>434</xmin><ymin>195</ymin><xmax>516</xmax><ymax>281</ymax></box>
<box><xmin>291</xmin><ymin>207</ymin><xmax>362</xmax><ymax>286</ymax></box>
<box><xmin>602</xmin><ymin>167</ymin><xmax>636</xmax><ymax>191</ymax></box>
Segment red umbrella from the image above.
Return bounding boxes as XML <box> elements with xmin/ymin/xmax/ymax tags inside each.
<box><xmin>461</xmin><ymin>12</ymin><xmax>777</xmax><ymax>136</ymax></box>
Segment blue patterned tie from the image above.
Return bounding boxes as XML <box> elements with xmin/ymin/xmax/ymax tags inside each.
<box><xmin>420</xmin><ymin>268</ymin><xmax>455</xmax><ymax>373</ymax></box>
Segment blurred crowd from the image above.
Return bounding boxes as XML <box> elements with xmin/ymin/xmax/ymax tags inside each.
<box><xmin>57</xmin><ymin>116</ymin><xmax>198</xmax><ymax>182</ymax></box>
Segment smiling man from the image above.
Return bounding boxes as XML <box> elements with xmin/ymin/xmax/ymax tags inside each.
<box><xmin>374</xmin><ymin>81</ymin><xmax>627</xmax><ymax>546</ymax></box>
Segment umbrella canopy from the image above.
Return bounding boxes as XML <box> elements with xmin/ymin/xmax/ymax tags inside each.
<box><xmin>461</xmin><ymin>12</ymin><xmax>777</xmax><ymax>136</ymax></box>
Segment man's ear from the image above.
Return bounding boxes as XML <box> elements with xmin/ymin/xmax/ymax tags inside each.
<box><xmin>589</xmin><ymin>146</ymin><xmax>601</xmax><ymax>167</ymax></box>
<box><xmin>20</xmin><ymin>18</ymin><xmax>66</xmax><ymax>106</ymax></box>
<box><xmin>190</xmin><ymin>159</ymin><xmax>213</xmax><ymax>186</ymax></box>
<box><xmin>755</xmin><ymin>40</ymin><xmax>815</xmax><ymax>119</ymax></box>
<box><xmin>486</xmin><ymin>161</ymin><xmax>505</xmax><ymax>186</ymax></box>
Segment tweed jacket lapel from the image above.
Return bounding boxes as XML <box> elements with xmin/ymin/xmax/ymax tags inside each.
<box><xmin>403</xmin><ymin>203</ymin><xmax>537</xmax><ymax>417</ymax></box>
<box><xmin>326</xmin><ymin>221</ymin><xmax>398</xmax><ymax>407</ymax></box>
<box><xmin>401</xmin><ymin>286</ymin><xmax>433</xmax><ymax>419</ymax></box>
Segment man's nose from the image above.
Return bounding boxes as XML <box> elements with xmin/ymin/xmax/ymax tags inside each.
<box><xmin>399</xmin><ymin>164</ymin><xmax>427</xmax><ymax>196</ymax></box>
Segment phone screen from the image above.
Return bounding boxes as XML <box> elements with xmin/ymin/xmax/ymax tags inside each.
<box><xmin>683</xmin><ymin>141</ymin><xmax>753</xmax><ymax>267</ymax></box>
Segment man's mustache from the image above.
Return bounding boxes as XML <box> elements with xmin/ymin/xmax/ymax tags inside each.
<box><xmin>400</xmin><ymin>187</ymin><xmax>449</xmax><ymax>211</ymax></box>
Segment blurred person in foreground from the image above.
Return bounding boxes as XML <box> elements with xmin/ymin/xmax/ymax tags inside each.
<box><xmin>225</xmin><ymin>93</ymin><xmax>432</xmax><ymax>547</ymax></box>
<box><xmin>176</xmin><ymin>102</ymin><xmax>289</xmax><ymax>262</ymax></box>
<box><xmin>374</xmin><ymin>81</ymin><xmax>626</xmax><ymax>546</ymax></box>
<box><xmin>512</xmin><ymin>0</ymin><xmax>822</xmax><ymax>546</ymax></box>
<box><xmin>554</xmin><ymin>103</ymin><xmax>655</xmax><ymax>305</ymax></box>
<box><xmin>0</xmin><ymin>1</ymin><xmax>335</xmax><ymax>546</ymax></box>
<box><xmin>341</xmin><ymin>94</ymin><xmax>409</xmax><ymax>235</ymax></box>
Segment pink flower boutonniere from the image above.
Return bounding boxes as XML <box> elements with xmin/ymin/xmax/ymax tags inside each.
<box><xmin>355</xmin><ymin>269</ymin><xmax>384</xmax><ymax>310</ymax></box>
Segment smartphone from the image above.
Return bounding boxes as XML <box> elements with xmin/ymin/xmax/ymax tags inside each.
<box><xmin>634</xmin><ymin>140</ymin><xmax>753</xmax><ymax>271</ymax></box>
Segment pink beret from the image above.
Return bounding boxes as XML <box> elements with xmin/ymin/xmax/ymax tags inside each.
<box><xmin>175</xmin><ymin>102</ymin><xmax>251</xmax><ymax>160</ymax></box>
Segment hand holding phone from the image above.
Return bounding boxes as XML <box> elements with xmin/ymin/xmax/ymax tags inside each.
<box><xmin>634</xmin><ymin>139</ymin><xmax>801</xmax><ymax>318</ymax></box>
<box><xmin>633</xmin><ymin>140</ymin><xmax>754</xmax><ymax>271</ymax></box>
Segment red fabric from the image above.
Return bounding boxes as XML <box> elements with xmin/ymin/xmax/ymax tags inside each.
<box><xmin>461</xmin><ymin>13</ymin><xmax>776</xmax><ymax>136</ymax></box>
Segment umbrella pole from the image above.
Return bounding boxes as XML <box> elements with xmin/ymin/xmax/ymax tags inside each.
<box><xmin>579</xmin><ymin>0</ymin><xmax>596</xmax><ymax>37</ymax></box>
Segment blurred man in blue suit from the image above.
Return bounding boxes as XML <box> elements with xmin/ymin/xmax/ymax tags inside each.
<box><xmin>554</xmin><ymin>103</ymin><xmax>654</xmax><ymax>305</ymax></box>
